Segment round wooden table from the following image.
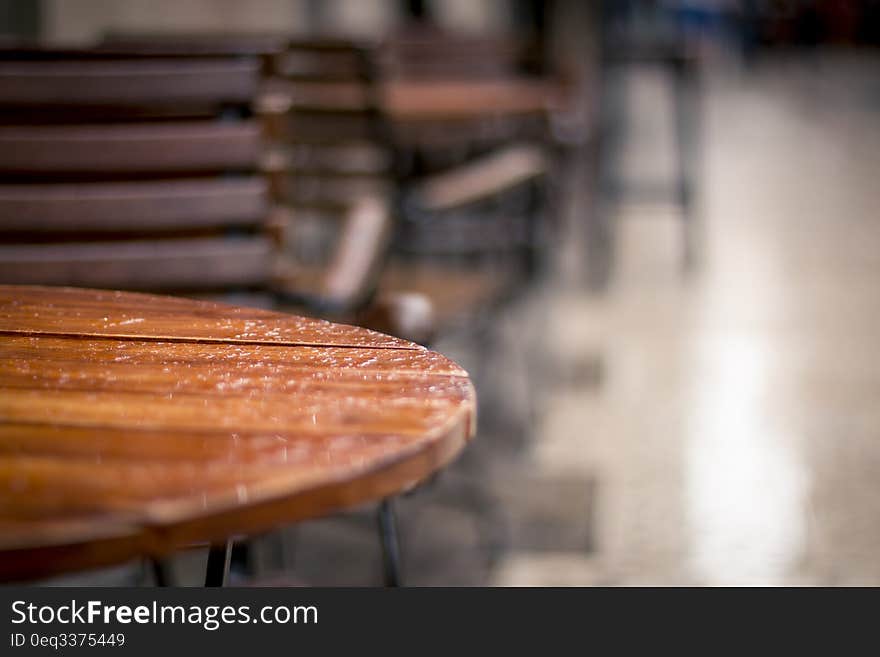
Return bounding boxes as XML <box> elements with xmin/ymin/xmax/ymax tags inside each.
<box><xmin>0</xmin><ymin>285</ymin><xmax>476</xmax><ymax>583</ymax></box>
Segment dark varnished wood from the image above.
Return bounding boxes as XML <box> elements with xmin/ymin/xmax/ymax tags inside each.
<box><xmin>0</xmin><ymin>49</ymin><xmax>283</xmax><ymax>299</ymax></box>
<box><xmin>0</xmin><ymin>58</ymin><xmax>259</xmax><ymax>107</ymax></box>
<box><xmin>98</xmin><ymin>32</ymin><xmax>289</xmax><ymax>59</ymax></box>
<box><xmin>0</xmin><ymin>237</ymin><xmax>274</xmax><ymax>291</ymax></box>
<box><xmin>0</xmin><ymin>54</ymin><xmax>263</xmax><ymax>179</ymax></box>
<box><xmin>0</xmin><ymin>121</ymin><xmax>261</xmax><ymax>175</ymax></box>
<box><xmin>0</xmin><ymin>177</ymin><xmax>269</xmax><ymax>233</ymax></box>
<box><xmin>0</xmin><ymin>286</ymin><xmax>475</xmax><ymax>581</ymax></box>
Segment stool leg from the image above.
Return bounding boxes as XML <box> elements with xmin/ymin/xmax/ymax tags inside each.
<box><xmin>205</xmin><ymin>540</ymin><xmax>233</xmax><ymax>587</ymax></box>
<box><xmin>377</xmin><ymin>499</ymin><xmax>402</xmax><ymax>587</ymax></box>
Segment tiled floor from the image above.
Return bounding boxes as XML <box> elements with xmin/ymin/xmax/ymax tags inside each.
<box><xmin>44</xmin><ymin>52</ymin><xmax>880</xmax><ymax>587</ymax></box>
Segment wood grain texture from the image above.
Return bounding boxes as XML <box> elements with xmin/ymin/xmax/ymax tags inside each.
<box><xmin>0</xmin><ymin>121</ymin><xmax>260</xmax><ymax>175</ymax></box>
<box><xmin>0</xmin><ymin>178</ymin><xmax>269</xmax><ymax>232</ymax></box>
<box><xmin>261</xmin><ymin>79</ymin><xmax>557</xmax><ymax>124</ymax></box>
<box><xmin>0</xmin><ymin>237</ymin><xmax>274</xmax><ymax>291</ymax></box>
<box><xmin>0</xmin><ymin>286</ymin><xmax>413</xmax><ymax>348</ymax></box>
<box><xmin>0</xmin><ymin>58</ymin><xmax>259</xmax><ymax>107</ymax></box>
<box><xmin>382</xmin><ymin>80</ymin><xmax>560</xmax><ymax>120</ymax></box>
<box><xmin>0</xmin><ymin>286</ymin><xmax>475</xmax><ymax>581</ymax></box>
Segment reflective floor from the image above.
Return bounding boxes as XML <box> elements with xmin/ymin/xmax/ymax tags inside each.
<box><xmin>490</xmin><ymin>53</ymin><xmax>880</xmax><ymax>585</ymax></box>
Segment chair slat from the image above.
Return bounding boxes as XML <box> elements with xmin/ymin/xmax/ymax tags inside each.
<box><xmin>99</xmin><ymin>32</ymin><xmax>288</xmax><ymax>58</ymax></box>
<box><xmin>0</xmin><ymin>177</ymin><xmax>268</xmax><ymax>232</ymax></box>
<box><xmin>0</xmin><ymin>121</ymin><xmax>260</xmax><ymax>175</ymax></box>
<box><xmin>0</xmin><ymin>237</ymin><xmax>273</xmax><ymax>290</ymax></box>
<box><xmin>274</xmin><ymin>50</ymin><xmax>368</xmax><ymax>81</ymax></box>
<box><xmin>0</xmin><ymin>58</ymin><xmax>259</xmax><ymax>107</ymax></box>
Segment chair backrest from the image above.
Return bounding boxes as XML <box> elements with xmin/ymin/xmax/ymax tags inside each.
<box><xmin>255</xmin><ymin>37</ymin><xmax>393</xmax><ymax>269</ymax></box>
<box><xmin>377</xmin><ymin>29</ymin><xmax>551</xmax><ymax>173</ymax></box>
<box><xmin>0</xmin><ymin>48</ymin><xmax>275</xmax><ymax>293</ymax></box>
<box><xmin>98</xmin><ymin>33</ymin><xmax>394</xmax><ymax>262</ymax></box>
<box><xmin>376</xmin><ymin>31</ymin><xmax>555</xmax><ymax>279</ymax></box>
<box><xmin>262</xmin><ymin>38</ymin><xmax>389</xmax><ymax>201</ymax></box>
<box><xmin>379</xmin><ymin>29</ymin><xmax>528</xmax><ymax>81</ymax></box>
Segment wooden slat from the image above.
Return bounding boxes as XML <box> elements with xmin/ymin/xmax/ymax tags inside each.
<box><xmin>0</xmin><ymin>286</ymin><xmax>475</xmax><ymax>580</ymax></box>
<box><xmin>284</xmin><ymin>142</ymin><xmax>389</xmax><ymax>175</ymax></box>
<box><xmin>383</xmin><ymin>80</ymin><xmax>559</xmax><ymax>120</ymax></box>
<box><xmin>0</xmin><ymin>177</ymin><xmax>268</xmax><ymax>232</ymax></box>
<box><xmin>99</xmin><ymin>33</ymin><xmax>288</xmax><ymax>58</ymax></box>
<box><xmin>284</xmin><ymin>174</ymin><xmax>390</xmax><ymax>208</ymax></box>
<box><xmin>321</xmin><ymin>196</ymin><xmax>391</xmax><ymax>309</ymax></box>
<box><xmin>0</xmin><ymin>285</ymin><xmax>417</xmax><ymax>349</ymax></box>
<box><xmin>274</xmin><ymin>47</ymin><xmax>369</xmax><ymax>80</ymax></box>
<box><xmin>0</xmin><ymin>237</ymin><xmax>273</xmax><ymax>291</ymax></box>
<box><xmin>0</xmin><ymin>384</ymin><xmax>466</xmax><ymax>440</ymax></box>
<box><xmin>412</xmin><ymin>144</ymin><xmax>546</xmax><ymax>210</ymax></box>
<box><xmin>0</xmin><ymin>121</ymin><xmax>261</xmax><ymax>174</ymax></box>
<box><xmin>0</xmin><ymin>58</ymin><xmax>259</xmax><ymax>107</ymax></box>
<box><xmin>0</xmin><ymin>335</ymin><xmax>463</xmax><ymax>379</ymax></box>
<box><xmin>390</xmin><ymin>113</ymin><xmax>547</xmax><ymax>149</ymax></box>
<box><xmin>380</xmin><ymin>34</ymin><xmax>531</xmax><ymax>80</ymax></box>
<box><xmin>265</xmin><ymin>79</ymin><xmax>372</xmax><ymax>111</ymax></box>
<box><xmin>381</xmin><ymin>261</ymin><xmax>515</xmax><ymax>326</ymax></box>
<box><xmin>281</xmin><ymin>111</ymin><xmax>377</xmax><ymax>144</ymax></box>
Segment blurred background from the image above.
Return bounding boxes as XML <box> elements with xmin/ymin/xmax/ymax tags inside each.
<box><xmin>1</xmin><ymin>0</ymin><xmax>879</xmax><ymax>586</ymax></box>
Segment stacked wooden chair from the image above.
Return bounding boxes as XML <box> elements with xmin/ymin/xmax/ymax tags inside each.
<box><xmin>0</xmin><ymin>43</ymin><xmax>428</xmax><ymax>342</ymax></box>
<box><xmin>376</xmin><ymin>29</ymin><xmax>554</xmax><ymax>328</ymax></box>
<box><xmin>90</xmin><ymin>32</ymin><xmax>548</xmax><ymax>582</ymax></box>
<box><xmin>259</xmin><ymin>37</ymin><xmax>390</xmax><ymax>240</ymax></box>
<box><xmin>90</xmin><ymin>30</ymin><xmax>560</xmax><ymax>333</ymax></box>
<box><xmin>0</xmin><ymin>48</ymin><xmax>277</xmax><ymax>295</ymax></box>
<box><xmin>97</xmin><ymin>33</ymin><xmax>426</xmax><ymax>340</ymax></box>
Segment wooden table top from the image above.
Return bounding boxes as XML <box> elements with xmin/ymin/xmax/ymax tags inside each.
<box><xmin>0</xmin><ymin>285</ymin><xmax>476</xmax><ymax>582</ymax></box>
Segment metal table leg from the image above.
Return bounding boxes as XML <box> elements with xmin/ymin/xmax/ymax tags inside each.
<box><xmin>205</xmin><ymin>540</ymin><xmax>233</xmax><ymax>587</ymax></box>
<box><xmin>150</xmin><ymin>558</ymin><xmax>172</xmax><ymax>587</ymax></box>
<box><xmin>377</xmin><ymin>499</ymin><xmax>402</xmax><ymax>587</ymax></box>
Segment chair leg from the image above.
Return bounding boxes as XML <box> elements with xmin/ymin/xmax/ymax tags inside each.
<box><xmin>673</xmin><ymin>58</ymin><xmax>700</xmax><ymax>271</ymax></box>
<box><xmin>205</xmin><ymin>540</ymin><xmax>233</xmax><ymax>587</ymax></box>
<box><xmin>229</xmin><ymin>541</ymin><xmax>254</xmax><ymax>581</ymax></box>
<box><xmin>377</xmin><ymin>499</ymin><xmax>402</xmax><ymax>587</ymax></box>
<box><xmin>588</xmin><ymin>62</ymin><xmax>625</xmax><ymax>291</ymax></box>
